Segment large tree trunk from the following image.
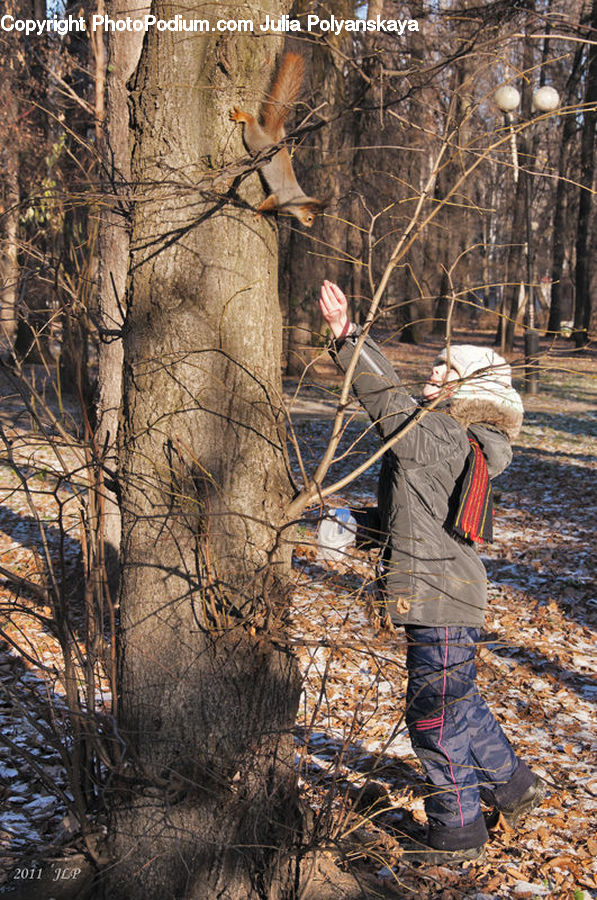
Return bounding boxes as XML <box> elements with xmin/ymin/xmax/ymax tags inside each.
<box><xmin>101</xmin><ymin>8</ymin><xmax>303</xmax><ymax>899</ymax></box>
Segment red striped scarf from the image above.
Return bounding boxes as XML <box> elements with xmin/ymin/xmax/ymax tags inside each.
<box><xmin>451</xmin><ymin>436</ymin><xmax>493</xmax><ymax>544</ymax></box>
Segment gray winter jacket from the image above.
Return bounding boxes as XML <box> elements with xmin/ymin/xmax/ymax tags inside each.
<box><xmin>334</xmin><ymin>330</ymin><xmax>516</xmax><ymax>628</ymax></box>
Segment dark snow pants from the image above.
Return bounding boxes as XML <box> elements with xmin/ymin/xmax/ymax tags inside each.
<box><xmin>405</xmin><ymin>625</ymin><xmax>535</xmax><ymax>850</ymax></box>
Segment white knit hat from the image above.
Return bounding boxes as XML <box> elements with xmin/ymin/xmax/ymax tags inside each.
<box><xmin>435</xmin><ymin>344</ymin><xmax>524</xmax><ymax>441</ymax></box>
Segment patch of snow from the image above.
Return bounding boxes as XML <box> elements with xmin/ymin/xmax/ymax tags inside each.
<box><xmin>0</xmin><ymin>810</ymin><xmax>40</xmax><ymax>843</ymax></box>
<box><xmin>23</xmin><ymin>795</ymin><xmax>59</xmax><ymax>819</ymax></box>
<box><xmin>512</xmin><ymin>882</ymin><xmax>550</xmax><ymax>896</ymax></box>
<box><xmin>375</xmin><ymin>865</ymin><xmax>396</xmax><ymax>880</ymax></box>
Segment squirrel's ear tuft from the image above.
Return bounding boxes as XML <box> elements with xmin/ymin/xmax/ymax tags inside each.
<box><xmin>313</xmin><ymin>197</ymin><xmax>331</xmax><ymax>213</ymax></box>
<box><xmin>303</xmin><ymin>199</ymin><xmax>327</xmax><ymax>213</ymax></box>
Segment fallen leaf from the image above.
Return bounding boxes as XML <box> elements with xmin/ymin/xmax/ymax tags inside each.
<box><xmin>506</xmin><ymin>866</ymin><xmax>527</xmax><ymax>880</ymax></box>
<box><xmin>541</xmin><ymin>854</ymin><xmax>575</xmax><ymax>871</ymax></box>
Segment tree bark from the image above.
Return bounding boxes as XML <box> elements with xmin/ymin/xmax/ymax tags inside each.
<box><xmin>101</xmin><ymin>7</ymin><xmax>302</xmax><ymax>899</ymax></box>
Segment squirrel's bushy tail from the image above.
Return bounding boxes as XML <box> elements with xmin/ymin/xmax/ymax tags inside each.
<box><xmin>262</xmin><ymin>52</ymin><xmax>305</xmax><ymax>140</ymax></box>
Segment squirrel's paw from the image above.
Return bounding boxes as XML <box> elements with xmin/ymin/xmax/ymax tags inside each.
<box><xmin>229</xmin><ymin>107</ymin><xmax>247</xmax><ymax>123</ymax></box>
<box><xmin>256</xmin><ymin>195</ymin><xmax>279</xmax><ymax>215</ymax></box>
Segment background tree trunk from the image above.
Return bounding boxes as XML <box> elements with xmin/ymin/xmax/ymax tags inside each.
<box><xmin>0</xmin><ymin>147</ymin><xmax>19</xmax><ymax>354</ymax></box>
<box><xmin>499</xmin><ymin>16</ymin><xmax>535</xmax><ymax>355</ymax></box>
<box><xmin>573</xmin><ymin>0</ymin><xmax>597</xmax><ymax>347</ymax></box>
<box><xmin>0</xmin><ymin>14</ymin><xmax>21</xmax><ymax>356</ymax></box>
<box><xmin>102</xmin><ymin>9</ymin><xmax>302</xmax><ymax>899</ymax></box>
<box><xmin>547</xmin><ymin>44</ymin><xmax>583</xmax><ymax>336</ymax></box>
<box><xmin>281</xmin><ymin>3</ymin><xmax>355</xmax><ymax>375</ymax></box>
<box><xmin>431</xmin><ymin>60</ymin><xmax>471</xmax><ymax>336</ymax></box>
<box><xmin>96</xmin><ymin>0</ymin><xmax>149</xmax><ymax>588</ymax></box>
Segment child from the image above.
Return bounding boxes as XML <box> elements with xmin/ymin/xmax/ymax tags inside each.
<box><xmin>318</xmin><ymin>280</ymin><xmax>545</xmax><ymax>864</ymax></box>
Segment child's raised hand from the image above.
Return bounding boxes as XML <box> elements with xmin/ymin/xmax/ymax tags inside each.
<box><xmin>319</xmin><ymin>280</ymin><xmax>351</xmax><ymax>340</ymax></box>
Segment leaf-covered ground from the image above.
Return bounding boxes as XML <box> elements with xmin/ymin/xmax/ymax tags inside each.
<box><xmin>0</xmin><ymin>335</ymin><xmax>595</xmax><ymax>899</ymax></box>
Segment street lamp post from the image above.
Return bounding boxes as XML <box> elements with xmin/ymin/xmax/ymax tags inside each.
<box><xmin>494</xmin><ymin>83</ymin><xmax>559</xmax><ymax>395</ymax></box>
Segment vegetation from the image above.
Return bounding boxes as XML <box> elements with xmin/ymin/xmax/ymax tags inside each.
<box><xmin>0</xmin><ymin>1</ymin><xmax>595</xmax><ymax>897</ymax></box>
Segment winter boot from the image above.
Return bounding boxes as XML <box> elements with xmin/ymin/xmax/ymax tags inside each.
<box><xmin>499</xmin><ymin>775</ymin><xmax>547</xmax><ymax>826</ymax></box>
<box><xmin>402</xmin><ymin>841</ymin><xmax>486</xmax><ymax>867</ymax></box>
<box><xmin>484</xmin><ymin>775</ymin><xmax>547</xmax><ymax>829</ymax></box>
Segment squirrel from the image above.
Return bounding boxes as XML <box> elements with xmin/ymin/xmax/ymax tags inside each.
<box><xmin>229</xmin><ymin>52</ymin><xmax>323</xmax><ymax>228</ymax></box>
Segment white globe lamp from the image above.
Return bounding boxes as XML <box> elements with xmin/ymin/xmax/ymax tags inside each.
<box><xmin>494</xmin><ymin>85</ymin><xmax>521</xmax><ymax>113</ymax></box>
<box><xmin>532</xmin><ymin>86</ymin><xmax>560</xmax><ymax>113</ymax></box>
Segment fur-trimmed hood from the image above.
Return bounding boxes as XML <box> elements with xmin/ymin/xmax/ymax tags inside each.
<box><xmin>435</xmin><ymin>345</ymin><xmax>524</xmax><ymax>442</ymax></box>
<box><xmin>449</xmin><ymin>396</ymin><xmax>523</xmax><ymax>442</ymax></box>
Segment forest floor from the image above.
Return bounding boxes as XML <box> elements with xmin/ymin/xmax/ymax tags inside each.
<box><xmin>0</xmin><ymin>330</ymin><xmax>595</xmax><ymax>899</ymax></box>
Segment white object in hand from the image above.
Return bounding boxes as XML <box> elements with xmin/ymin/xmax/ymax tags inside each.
<box><xmin>317</xmin><ymin>508</ymin><xmax>357</xmax><ymax>563</ymax></box>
